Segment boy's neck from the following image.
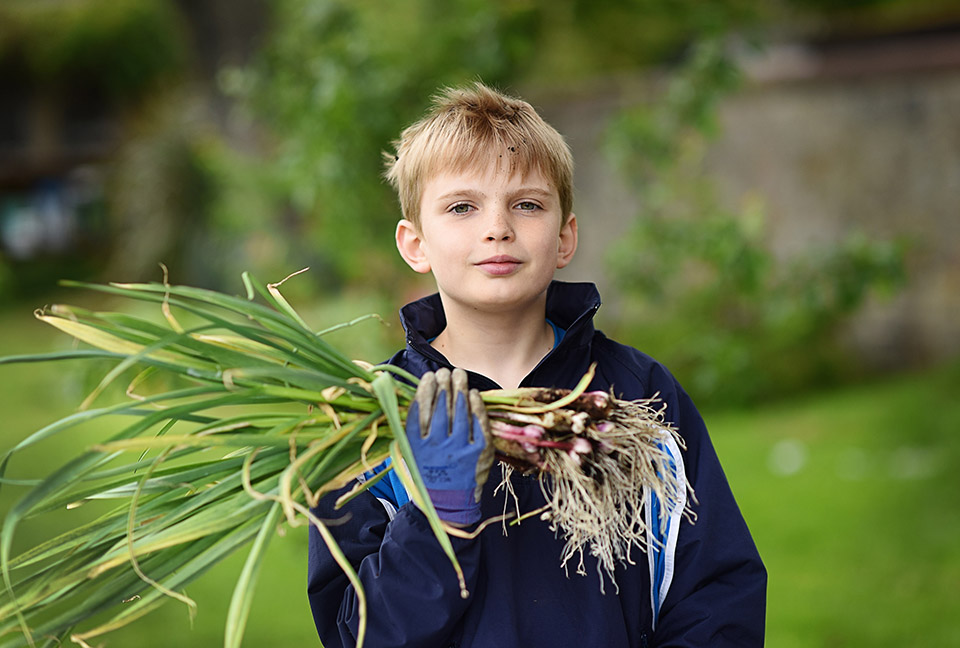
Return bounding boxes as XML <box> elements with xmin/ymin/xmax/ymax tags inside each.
<box><xmin>430</xmin><ymin>294</ymin><xmax>555</xmax><ymax>390</ymax></box>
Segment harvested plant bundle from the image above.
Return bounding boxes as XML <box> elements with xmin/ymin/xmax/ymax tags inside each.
<box><xmin>0</xmin><ymin>273</ymin><xmax>689</xmax><ymax>648</ymax></box>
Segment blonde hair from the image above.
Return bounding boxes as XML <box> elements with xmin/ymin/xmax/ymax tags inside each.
<box><xmin>384</xmin><ymin>82</ymin><xmax>574</xmax><ymax>229</ymax></box>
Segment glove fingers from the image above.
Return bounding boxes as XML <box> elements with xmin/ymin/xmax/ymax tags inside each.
<box><xmin>468</xmin><ymin>389</ymin><xmax>488</xmax><ymax>446</ymax></box>
<box><xmin>470</xmin><ymin>388</ymin><xmax>493</xmax><ymax>502</ymax></box>
<box><xmin>414</xmin><ymin>371</ymin><xmax>438</xmax><ymax>438</ymax></box>
<box><xmin>405</xmin><ymin>399</ymin><xmax>421</xmax><ymax>439</ymax></box>
<box><xmin>430</xmin><ymin>368</ymin><xmax>453</xmax><ymax>438</ymax></box>
<box><xmin>474</xmin><ymin>443</ymin><xmax>495</xmax><ymax>503</ymax></box>
<box><xmin>451</xmin><ymin>391</ymin><xmax>469</xmax><ymax>442</ymax></box>
<box><xmin>451</xmin><ymin>367</ymin><xmax>469</xmax><ymax>399</ymax></box>
<box><xmin>448</xmin><ymin>367</ymin><xmax>468</xmax><ymax>442</ymax></box>
<box><xmin>410</xmin><ymin>369</ymin><xmax>485</xmax><ymax>439</ymax></box>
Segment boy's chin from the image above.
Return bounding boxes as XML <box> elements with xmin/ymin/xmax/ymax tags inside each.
<box><xmin>440</xmin><ymin>283</ymin><xmax>552</xmax><ymax>314</ymax></box>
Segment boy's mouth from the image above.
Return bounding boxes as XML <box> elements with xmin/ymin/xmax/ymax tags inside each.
<box><xmin>476</xmin><ymin>255</ymin><xmax>522</xmax><ymax>276</ymax></box>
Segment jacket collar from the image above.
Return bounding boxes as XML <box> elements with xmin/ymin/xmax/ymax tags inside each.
<box><xmin>398</xmin><ymin>281</ymin><xmax>602</xmax><ymax>388</ymax></box>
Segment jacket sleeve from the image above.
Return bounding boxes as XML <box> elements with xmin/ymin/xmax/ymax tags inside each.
<box><xmin>650</xmin><ymin>366</ymin><xmax>767</xmax><ymax>647</ymax></box>
<box><xmin>307</xmin><ymin>485</ymin><xmax>481</xmax><ymax>648</ymax></box>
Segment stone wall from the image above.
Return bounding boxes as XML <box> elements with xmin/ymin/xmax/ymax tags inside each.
<box><xmin>531</xmin><ymin>39</ymin><xmax>960</xmax><ymax>368</ymax></box>
<box><xmin>709</xmin><ymin>68</ymin><xmax>960</xmax><ymax>366</ymax></box>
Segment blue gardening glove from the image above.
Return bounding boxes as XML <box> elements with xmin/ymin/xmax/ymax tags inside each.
<box><xmin>405</xmin><ymin>368</ymin><xmax>494</xmax><ymax>525</ymax></box>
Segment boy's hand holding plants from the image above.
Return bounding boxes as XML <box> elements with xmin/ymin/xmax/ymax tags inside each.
<box><xmin>405</xmin><ymin>368</ymin><xmax>494</xmax><ymax>526</ymax></box>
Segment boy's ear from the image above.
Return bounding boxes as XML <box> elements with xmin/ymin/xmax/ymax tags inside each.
<box><xmin>396</xmin><ymin>219</ymin><xmax>432</xmax><ymax>274</ymax></box>
<box><xmin>556</xmin><ymin>213</ymin><xmax>578</xmax><ymax>269</ymax></box>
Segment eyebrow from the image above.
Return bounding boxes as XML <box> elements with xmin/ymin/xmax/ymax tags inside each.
<box><xmin>434</xmin><ymin>189</ymin><xmax>487</xmax><ymax>203</ymax></box>
<box><xmin>513</xmin><ymin>187</ymin><xmax>555</xmax><ymax>198</ymax></box>
<box><xmin>433</xmin><ymin>187</ymin><xmax>554</xmax><ymax>202</ymax></box>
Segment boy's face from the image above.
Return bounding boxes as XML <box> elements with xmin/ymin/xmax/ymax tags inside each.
<box><xmin>396</xmin><ymin>160</ymin><xmax>577</xmax><ymax>314</ymax></box>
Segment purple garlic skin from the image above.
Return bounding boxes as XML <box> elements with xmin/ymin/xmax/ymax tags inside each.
<box><xmin>487</xmin><ymin>387</ymin><xmax>621</xmax><ymax>472</ymax></box>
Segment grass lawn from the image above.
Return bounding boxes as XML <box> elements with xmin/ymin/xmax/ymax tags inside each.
<box><xmin>708</xmin><ymin>361</ymin><xmax>960</xmax><ymax>647</ymax></box>
<box><xmin>1</xmin><ymin>297</ymin><xmax>957</xmax><ymax>647</ymax></box>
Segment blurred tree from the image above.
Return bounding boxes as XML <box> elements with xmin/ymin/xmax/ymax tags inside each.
<box><xmin>604</xmin><ymin>37</ymin><xmax>907</xmax><ymax>406</ymax></box>
<box><xmin>206</xmin><ymin>0</ymin><xmax>915</xmax><ymax>396</ymax></box>
<box><xmin>104</xmin><ymin>92</ymin><xmax>218</xmax><ymax>285</ymax></box>
<box><xmin>0</xmin><ymin>0</ymin><xmax>187</xmax><ymax>102</ymax></box>
<box><xmin>0</xmin><ymin>0</ymin><xmax>191</xmax><ymax>300</ymax></box>
<box><xmin>209</xmin><ymin>0</ymin><xmax>776</xmax><ymax>291</ymax></box>
<box><xmin>212</xmin><ymin>0</ymin><xmax>530</xmax><ymax>291</ymax></box>
<box><xmin>1</xmin><ymin>0</ymin><xmax>946</xmax><ymax>299</ymax></box>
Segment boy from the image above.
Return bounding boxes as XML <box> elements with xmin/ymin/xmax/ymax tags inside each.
<box><xmin>307</xmin><ymin>82</ymin><xmax>766</xmax><ymax>647</ymax></box>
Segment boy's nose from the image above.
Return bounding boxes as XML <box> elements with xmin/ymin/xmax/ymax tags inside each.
<box><xmin>483</xmin><ymin>210</ymin><xmax>514</xmax><ymax>242</ymax></box>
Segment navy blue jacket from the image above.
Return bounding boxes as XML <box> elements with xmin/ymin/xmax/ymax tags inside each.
<box><xmin>308</xmin><ymin>281</ymin><xmax>766</xmax><ymax>647</ymax></box>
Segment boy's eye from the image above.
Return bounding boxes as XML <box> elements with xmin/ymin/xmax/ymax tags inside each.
<box><xmin>516</xmin><ymin>201</ymin><xmax>540</xmax><ymax>211</ymax></box>
<box><xmin>450</xmin><ymin>203</ymin><xmax>473</xmax><ymax>214</ymax></box>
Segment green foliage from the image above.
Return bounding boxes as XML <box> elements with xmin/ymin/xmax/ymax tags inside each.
<box><xmin>787</xmin><ymin>0</ymin><xmax>923</xmax><ymax>11</ymax></box>
<box><xmin>213</xmin><ymin>0</ymin><xmax>536</xmax><ymax>289</ymax></box>
<box><xmin>0</xmin><ymin>0</ymin><xmax>187</xmax><ymax>100</ymax></box>
<box><xmin>209</xmin><ymin>0</ymin><xmax>773</xmax><ymax>290</ymax></box>
<box><xmin>572</xmin><ymin>0</ymin><xmax>760</xmax><ymax>67</ymax></box>
<box><xmin>0</xmin><ymin>276</ymin><xmax>414</xmax><ymax>647</ymax></box>
<box><xmin>606</xmin><ymin>38</ymin><xmax>743</xmax><ymax>175</ymax></box>
<box><xmin>605</xmin><ymin>38</ymin><xmax>907</xmax><ymax>405</ymax></box>
<box><xmin>104</xmin><ymin>94</ymin><xmax>220</xmax><ymax>286</ymax></box>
